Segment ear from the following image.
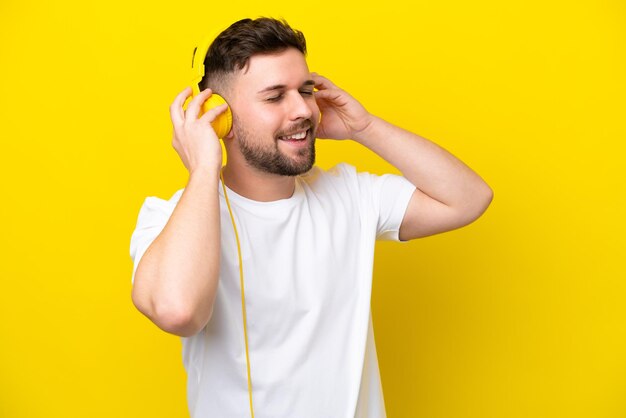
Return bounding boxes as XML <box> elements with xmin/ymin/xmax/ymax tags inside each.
<box><xmin>224</xmin><ymin>123</ymin><xmax>234</xmax><ymax>140</ymax></box>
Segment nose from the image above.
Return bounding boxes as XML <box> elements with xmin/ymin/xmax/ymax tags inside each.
<box><xmin>287</xmin><ymin>91</ymin><xmax>313</xmax><ymax>121</ymax></box>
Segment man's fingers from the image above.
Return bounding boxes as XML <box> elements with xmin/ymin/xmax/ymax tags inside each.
<box><xmin>170</xmin><ymin>87</ymin><xmax>192</xmax><ymax>125</ymax></box>
<box><xmin>199</xmin><ymin>103</ymin><xmax>229</xmax><ymax>124</ymax></box>
<box><xmin>311</xmin><ymin>72</ymin><xmax>338</xmax><ymax>90</ymax></box>
<box><xmin>184</xmin><ymin>88</ymin><xmax>213</xmax><ymax>122</ymax></box>
<box><xmin>311</xmin><ymin>73</ymin><xmax>348</xmax><ymax>107</ymax></box>
<box><xmin>314</xmin><ymin>89</ymin><xmax>347</xmax><ymax>108</ymax></box>
<box><xmin>314</xmin><ymin>89</ymin><xmax>342</xmax><ymax>101</ymax></box>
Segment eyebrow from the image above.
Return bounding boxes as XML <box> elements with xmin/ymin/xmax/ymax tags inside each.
<box><xmin>257</xmin><ymin>80</ymin><xmax>315</xmax><ymax>94</ymax></box>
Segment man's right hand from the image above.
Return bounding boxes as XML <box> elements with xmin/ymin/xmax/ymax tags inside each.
<box><xmin>169</xmin><ymin>87</ymin><xmax>229</xmax><ymax>174</ymax></box>
<box><xmin>132</xmin><ymin>86</ymin><xmax>225</xmax><ymax>336</ymax></box>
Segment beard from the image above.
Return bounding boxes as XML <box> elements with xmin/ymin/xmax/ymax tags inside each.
<box><xmin>234</xmin><ymin>116</ymin><xmax>316</xmax><ymax>176</ymax></box>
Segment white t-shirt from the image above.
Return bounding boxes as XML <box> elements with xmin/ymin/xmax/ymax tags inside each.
<box><xmin>129</xmin><ymin>163</ymin><xmax>416</xmax><ymax>418</ymax></box>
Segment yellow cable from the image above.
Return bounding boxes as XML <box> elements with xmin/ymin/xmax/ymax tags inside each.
<box><xmin>220</xmin><ymin>169</ymin><xmax>255</xmax><ymax>418</ymax></box>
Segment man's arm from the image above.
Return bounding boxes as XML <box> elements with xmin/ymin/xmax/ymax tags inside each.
<box><xmin>312</xmin><ymin>74</ymin><xmax>493</xmax><ymax>240</ymax></box>
<box><xmin>131</xmin><ymin>87</ymin><xmax>228</xmax><ymax>337</ymax></box>
<box><xmin>354</xmin><ymin>116</ymin><xmax>493</xmax><ymax>240</ymax></box>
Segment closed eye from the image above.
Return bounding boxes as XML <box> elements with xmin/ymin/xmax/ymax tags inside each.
<box><xmin>265</xmin><ymin>89</ymin><xmax>313</xmax><ymax>103</ymax></box>
<box><xmin>266</xmin><ymin>94</ymin><xmax>283</xmax><ymax>102</ymax></box>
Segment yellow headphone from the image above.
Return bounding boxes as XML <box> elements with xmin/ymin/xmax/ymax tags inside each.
<box><xmin>189</xmin><ymin>34</ymin><xmax>255</xmax><ymax>417</ymax></box>
<box><xmin>187</xmin><ymin>35</ymin><xmax>233</xmax><ymax>139</ymax></box>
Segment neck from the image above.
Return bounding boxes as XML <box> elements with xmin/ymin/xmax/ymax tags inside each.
<box><xmin>221</xmin><ymin>162</ymin><xmax>297</xmax><ymax>202</ymax></box>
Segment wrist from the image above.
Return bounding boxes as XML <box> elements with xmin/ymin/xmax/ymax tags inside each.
<box><xmin>351</xmin><ymin>114</ymin><xmax>381</xmax><ymax>145</ymax></box>
<box><xmin>189</xmin><ymin>164</ymin><xmax>222</xmax><ymax>183</ymax></box>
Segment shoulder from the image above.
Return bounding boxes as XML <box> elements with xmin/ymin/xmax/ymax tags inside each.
<box><xmin>135</xmin><ymin>188</ymin><xmax>184</xmax><ymax>225</ymax></box>
<box><xmin>299</xmin><ymin>163</ymin><xmax>407</xmax><ymax>192</ymax></box>
<box><xmin>296</xmin><ymin>163</ymin><xmax>389</xmax><ymax>208</ymax></box>
<box><xmin>145</xmin><ymin>188</ymin><xmax>184</xmax><ymax>207</ymax></box>
<box><xmin>299</xmin><ymin>163</ymin><xmax>360</xmax><ymax>187</ymax></box>
<box><xmin>129</xmin><ymin>189</ymin><xmax>184</xmax><ymax>263</ymax></box>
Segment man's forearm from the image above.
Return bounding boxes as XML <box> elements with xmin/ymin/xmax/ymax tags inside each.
<box><xmin>131</xmin><ymin>167</ymin><xmax>222</xmax><ymax>337</ymax></box>
<box><xmin>354</xmin><ymin>116</ymin><xmax>493</xmax><ymax>214</ymax></box>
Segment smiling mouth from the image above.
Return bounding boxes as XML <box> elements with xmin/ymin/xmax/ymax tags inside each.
<box><xmin>278</xmin><ymin>129</ymin><xmax>310</xmax><ymax>141</ymax></box>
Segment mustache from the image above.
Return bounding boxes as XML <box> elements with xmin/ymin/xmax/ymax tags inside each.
<box><xmin>275</xmin><ymin>119</ymin><xmax>314</xmax><ymax>137</ymax></box>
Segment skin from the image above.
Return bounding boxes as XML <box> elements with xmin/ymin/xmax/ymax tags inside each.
<box><xmin>221</xmin><ymin>48</ymin><xmax>321</xmax><ymax>200</ymax></box>
<box><xmin>131</xmin><ymin>47</ymin><xmax>493</xmax><ymax>337</ymax></box>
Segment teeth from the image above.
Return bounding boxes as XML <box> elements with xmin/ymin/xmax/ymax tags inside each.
<box><xmin>281</xmin><ymin>130</ymin><xmax>307</xmax><ymax>140</ymax></box>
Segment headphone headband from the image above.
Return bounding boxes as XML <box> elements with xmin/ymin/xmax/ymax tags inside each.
<box><xmin>187</xmin><ymin>29</ymin><xmax>233</xmax><ymax>139</ymax></box>
<box><xmin>190</xmin><ymin>35</ymin><xmax>214</xmax><ymax>96</ymax></box>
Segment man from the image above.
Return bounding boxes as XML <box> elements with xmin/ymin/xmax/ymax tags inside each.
<box><xmin>130</xmin><ymin>17</ymin><xmax>492</xmax><ymax>418</ymax></box>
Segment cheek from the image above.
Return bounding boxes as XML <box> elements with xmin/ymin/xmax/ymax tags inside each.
<box><xmin>235</xmin><ymin>106</ymin><xmax>281</xmax><ymax>134</ymax></box>
<box><xmin>258</xmin><ymin>112</ymin><xmax>282</xmax><ymax>129</ymax></box>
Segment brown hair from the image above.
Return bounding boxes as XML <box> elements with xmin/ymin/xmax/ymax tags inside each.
<box><xmin>200</xmin><ymin>17</ymin><xmax>307</xmax><ymax>92</ymax></box>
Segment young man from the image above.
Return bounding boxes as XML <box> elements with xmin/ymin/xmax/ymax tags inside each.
<box><xmin>130</xmin><ymin>17</ymin><xmax>492</xmax><ymax>418</ymax></box>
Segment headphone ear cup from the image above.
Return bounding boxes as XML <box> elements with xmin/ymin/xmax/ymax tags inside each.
<box><xmin>201</xmin><ymin>94</ymin><xmax>233</xmax><ymax>139</ymax></box>
<box><xmin>189</xmin><ymin>34</ymin><xmax>232</xmax><ymax>138</ymax></box>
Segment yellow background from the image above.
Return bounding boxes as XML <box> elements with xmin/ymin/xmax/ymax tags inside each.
<box><xmin>1</xmin><ymin>0</ymin><xmax>624</xmax><ymax>417</ymax></box>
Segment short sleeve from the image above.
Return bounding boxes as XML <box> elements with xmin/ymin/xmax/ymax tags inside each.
<box><xmin>366</xmin><ymin>172</ymin><xmax>416</xmax><ymax>241</ymax></box>
<box><xmin>129</xmin><ymin>190</ymin><xmax>183</xmax><ymax>284</ymax></box>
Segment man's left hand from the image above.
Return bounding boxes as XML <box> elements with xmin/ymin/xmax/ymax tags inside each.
<box><xmin>312</xmin><ymin>73</ymin><xmax>373</xmax><ymax>141</ymax></box>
